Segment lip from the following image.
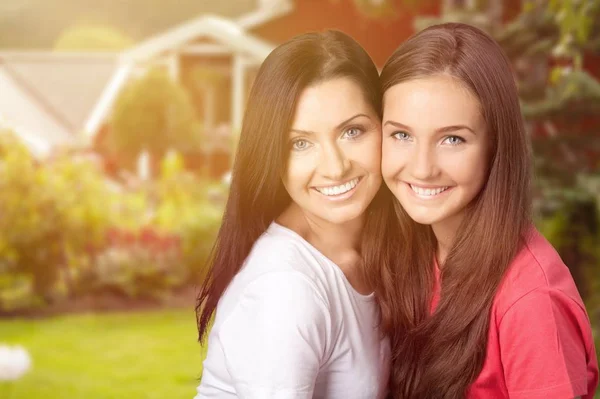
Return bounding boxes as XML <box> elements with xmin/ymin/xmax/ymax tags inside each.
<box><xmin>312</xmin><ymin>176</ymin><xmax>363</xmax><ymax>202</ymax></box>
<box><xmin>404</xmin><ymin>182</ymin><xmax>453</xmax><ymax>200</ymax></box>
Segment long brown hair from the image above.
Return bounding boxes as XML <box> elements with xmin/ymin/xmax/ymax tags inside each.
<box><xmin>196</xmin><ymin>30</ymin><xmax>382</xmax><ymax>341</ymax></box>
<box><xmin>363</xmin><ymin>23</ymin><xmax>532</xmax><ymax>398</ymax></box>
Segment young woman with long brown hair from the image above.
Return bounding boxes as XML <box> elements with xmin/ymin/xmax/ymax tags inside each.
<box><xmin>194</xmin><ymin>30</ymin><xmax>390</xmax><ymax>398</ymax></box>
<box><xmin>365</xmin><ymin>23</ymin><xmax>599</xmax><ymax>398</ymax></box>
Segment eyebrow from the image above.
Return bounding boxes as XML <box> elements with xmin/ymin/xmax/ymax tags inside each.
<box><xmin>383</xmin><ymin>120</ymin><xmax>476</xmax><ymax>134</ymax></box>
<box><xmin>290</xmin><ymin>113</ymin><xmax>371</xmax><ymax>136</ymax></box>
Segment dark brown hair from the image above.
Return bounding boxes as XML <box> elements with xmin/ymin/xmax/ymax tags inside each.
<box><xmin>363</xmin><ymin>22</ymin><xmax>532</xmax><ymax>398</ymax></box>
<box><xmin>196</xmin><ymin>30</ymin><xmax>382</xmax><ymax>341</ymax></box>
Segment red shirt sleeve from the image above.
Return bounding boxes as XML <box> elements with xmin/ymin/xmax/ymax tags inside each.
<box><xmin>498</xmin><ymin>287</ymin><xmax>597</xmax><ymax>399</ymax></box>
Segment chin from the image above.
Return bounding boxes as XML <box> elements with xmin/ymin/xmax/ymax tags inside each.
<box><xmin>409</xmin><ymin>217</ymin><xmax>435</xmax><ymax>226</ymax></box>
<box><xmin>319</xmin><ymin>207</ymin><xmax>364</xmax><ymax>225</ymax></box>
<box><xmin>403</xmin><ymin>209</ymin><xmax>438</xmax><ymax>226</ymax></box>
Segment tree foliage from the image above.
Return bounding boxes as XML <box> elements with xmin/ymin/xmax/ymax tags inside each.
<box><xmin>109</xmin><ymin>68</ymin><xmax>201</xmax><ymax>167</ymax></box>
<box><xmin>54</xmin><ymin>24</ymin><xmax>134</xmax><ymax>51</ymax></box>
<box><xmin>0</xmin><ymin>131</ymin><xmax>114</xmax><ymax>305</ymax></box>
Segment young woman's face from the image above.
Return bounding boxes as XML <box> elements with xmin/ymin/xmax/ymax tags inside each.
<box><xmin>283</xmin><ymin>77</ymin><xmax>382</xmax><ymax>225</ymax></box>
<box><xmin>381</xmin><ymin>74</ymin><xmax>489</xmax><ymax>234</ymax></box>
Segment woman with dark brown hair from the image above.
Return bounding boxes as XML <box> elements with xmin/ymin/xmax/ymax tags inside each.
<box><xmin>194</xmin><ymin>30</ymin><xmax>390</xmax><ymax>398</ymax></box>
<box><xmin>366</xmin><ymin>22</ymin><xmax>599</xmax><ymax>398</ymax></box>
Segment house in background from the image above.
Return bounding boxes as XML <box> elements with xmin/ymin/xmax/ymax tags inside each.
<box><xmin>0</xmin><ymin>0</ymin><xmax>299</xmax><ymax>181</ymax></box>
<box><xmin>1</xmin><ymin>0</ymin><xmax>427</xmax><ymax>166</ymax></box>
<box><xmin>0</xmin><ymin>51</ymin><xmax>118</xmax><ymax>158</ymax></box>
<box><xmin>88</xmin><ymin>5</ymin><xmax>289</xmax><ymax>179</ymax></box>
<box><xmin>5</xmin><ymin>0</ymin><xmax>583</xmax><ymax>176</ymax></box>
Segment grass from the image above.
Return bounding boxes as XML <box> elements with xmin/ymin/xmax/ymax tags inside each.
<box><xmin>0</xmin><ymin>309</ymin><xmax>206</xmax><ymax>399</ymax></box>
<box><xmin>1</xmin><ymin>309</ymin><xmax>597</xmax><ymax>398</ymax></box>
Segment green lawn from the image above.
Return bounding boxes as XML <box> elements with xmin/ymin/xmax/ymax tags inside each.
<box><xmin>1</xmin><ymin>310</ymin><xmax>598</xmax><ymax>398</ymax></box>
<box><xmin>0</xmin><ymin>309</ymin><xmax>206</xmax><ymax>399</ymax></box>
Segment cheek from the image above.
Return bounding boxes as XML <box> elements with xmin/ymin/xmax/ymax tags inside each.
<box><xmin>284</xmin><ymin>155</ymin><xmax>316</xmax><ymax>189</ymax></box>
<box><xmin>348</xmin><ymin>136</ymin><xmax>381</xmax><ymax>173</ymax></box>
<box><xmin>442</xmin><ymin>149</ymin><xmax>488</xmax><ymax>189</ymax></box>
<box><xmin>381</xmin><ymin>145</ymin><xmax>404</xmax><ymax>179</ymax></box>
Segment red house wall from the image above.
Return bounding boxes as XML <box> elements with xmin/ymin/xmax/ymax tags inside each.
<box><xmin>252</xmin><ymin>0</ymin><xmax>526</xmax><ymax>67</ymax></box>
<box><xmin>252</xmin><ymin>0</ymin><xmax>440</xmax><ymax>67</ymax></box>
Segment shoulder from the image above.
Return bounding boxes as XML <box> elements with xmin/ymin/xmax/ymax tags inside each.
<box><xmin>231</xmin><ymin>224</ymin><xmax>334</xmax><ymax>297</ymax></box>
<box><xmin>216</xmin><ymin>269</ymin><xmax>333</xmax><ymax>349</ymax></box>
<box><xmin>496</xmin><ymin>285</ymin><xmax>597</xmax><ymax>399</ymax></box>
<box><xmin>210</xmin><ymin>273</ymin><xmax>335</xmax><ymax>395</ymax></box>
<box><xmin>493</xmin><ymin>227</ymin><xmax>586</xmax><ymax>320</ymax></box>
<box><xmin>485</xmin><ymin>228</ymin><xmax>597</xmax><ymax>398</ymax></box>
<box><xmin>250</xmin><ymin>227</ymin><xmax>308</xmax><ymax>262</ymax></box>
<box><xmin>492</xmin><ymin>280</ymin><xmax>597</xmax><ymax>398</ymax></box>
<box><xmin>218</xmin><ymin>266</ymin><xmax>332</xmax><ymax>323</ymax></box>
<box><xmin>492</xmin><ymin>231</ymin><xmax>595</xmax><ymax>357</ymax></box>
<box><xmin>238</xmin><ymin>269</ymin><xmax>329</xmax><ymax>310</ymax></box>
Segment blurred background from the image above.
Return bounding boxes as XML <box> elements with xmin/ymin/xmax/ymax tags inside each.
<box><xmin>0</xmin><ymin>0</ymin><xmax>599</xmax><ymax>397</ymax></box>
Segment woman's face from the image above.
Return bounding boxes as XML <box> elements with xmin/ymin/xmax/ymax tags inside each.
<box><xmin>381</xmin><ymin>74</ymin><xmax>489</xmax><ymax>234</ymax></box>
<box><xmin>283</xmin><ymin>77</ymin><xmax>382</xmax><ymax>226</ymax></box>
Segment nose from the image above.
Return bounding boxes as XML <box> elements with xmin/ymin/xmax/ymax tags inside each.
<box><xmin>318</xmin><ymin>142</ymin><xmax>350</xmax><ymax>180</ymax></box>
<box><xmin>410</xmin><ymin>143</ymin><xmax>438</xmax><ymax>180</ymax></box>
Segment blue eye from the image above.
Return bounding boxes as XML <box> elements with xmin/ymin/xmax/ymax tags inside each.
<box><xmin>443</xmin><ymin>136</ymin><xmax>465</xmax><ymax>145</ymax></box>
<box><xmin>343</xmin><ymin>127</ymin><xmax>363</xmax><ymax>139</ymax></box>
<box><xmin>392</xmin><ymin>131</ymin><xmax>411</xmax><ymax>141</ymax></box>
<box><xmin>291</xmin><ymin>139</ymin><xmax>310</xmax><ymax>151</ymax></box>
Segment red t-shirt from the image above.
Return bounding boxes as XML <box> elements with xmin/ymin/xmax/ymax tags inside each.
<box><xmin>432</xmin><ymin>227</ymin><xmax>598</xmax><ymax>398</ymax></box>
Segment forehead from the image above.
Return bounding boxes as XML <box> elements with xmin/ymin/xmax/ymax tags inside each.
<box><xmin>291</xmin><ymin>77</ymin><xmax>372</xmax><ymax>130</ymax></box>
<box><xmin>383</xmin><ymin>75</ymin><xmax>483</xmax><ymax>130</ymax></box>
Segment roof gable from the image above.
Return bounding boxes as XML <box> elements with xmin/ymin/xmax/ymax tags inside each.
<box><xmin>0</xmin><ymin>0</ymin><xmax>261</xmax><ymax>49</ymax></box>
<box><xmin>0</xmin><ymin>52</ymin><xmax>118</xmax><ymax>131</ymax></box>
<box><xmin>0</xmin><ymin>64</ymin><xmax>74</xmax><ymax>157</ymax></box>
<box><xmin>124</xmin><ymin>15</ymin><xmax>279</xmax><ymax>62</ymax></box>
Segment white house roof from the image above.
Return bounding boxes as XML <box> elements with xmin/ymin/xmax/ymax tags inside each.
<box><xmin>1</xmin><ymin>52</ymin><xmax>119</xmax><ymax>130</ymax></box>
<box><xmin>0</xmin><ymin>64</ymin><xmax>72</xmax><ymax>157</ymax></box>
<box><xmin>0</xmin><ymin>0</ymin><xmax>261</xmax><ymax>49</ymax></box>
<box><xmin>0</xmin><ymin>52</ymin><xmax>119</xmax><ymax>156</ymax></box>
<box><xmin>85</xmin><ymin>12</ymin><xmax>286</xmax><ymax>137</ymax></box>
<box><xmin>0</xmin><ymin>1</ymin><xmax>293</xmax><ymax>155</ymax></box>
<box><xmin>123</xmin><ymin>14</ymin><xmax>278</xmax><ymax>63</ymax></box>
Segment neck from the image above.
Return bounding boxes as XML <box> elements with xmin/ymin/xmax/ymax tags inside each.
<box><xmin>278</xmin><ymin>203</ymin><xmax>364</xmax><ymax>252</ymax></box>
<box><xmin>278</xmin><ymin>203</ymin><xmax>371</xmax><ymax>295</ymax></box>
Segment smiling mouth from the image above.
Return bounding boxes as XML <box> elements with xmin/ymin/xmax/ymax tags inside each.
<box><xmin>409</xmin><ymin>184</ymin><xmax>451</xmax><ymax>197</ymax></box>
<box><xmin>314</xmin><ymin>177</ymin><xmax>361</xmax><ymax>197</ymax></box>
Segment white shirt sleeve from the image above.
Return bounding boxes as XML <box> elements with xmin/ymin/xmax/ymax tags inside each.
<box><xmin>216</xmin><ymin>270</ymin><xmax>332</xmax><ymax>399</ymax></box>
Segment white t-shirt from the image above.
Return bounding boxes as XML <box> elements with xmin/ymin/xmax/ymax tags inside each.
<box><xmin>195</xmin><ymin>222</ymin><xmax>390</xmax><ymax>399</ymax></box>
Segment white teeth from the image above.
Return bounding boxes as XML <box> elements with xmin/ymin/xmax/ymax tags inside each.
<box><xmin>410</xmin><ymin>185</ymin><xmax>449</xmax><ymax>197</ymax></box>
<box><xmin>315</xmin><ymin>178</ymin><xmax>359</xmax><ymax>196</ymax></box>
